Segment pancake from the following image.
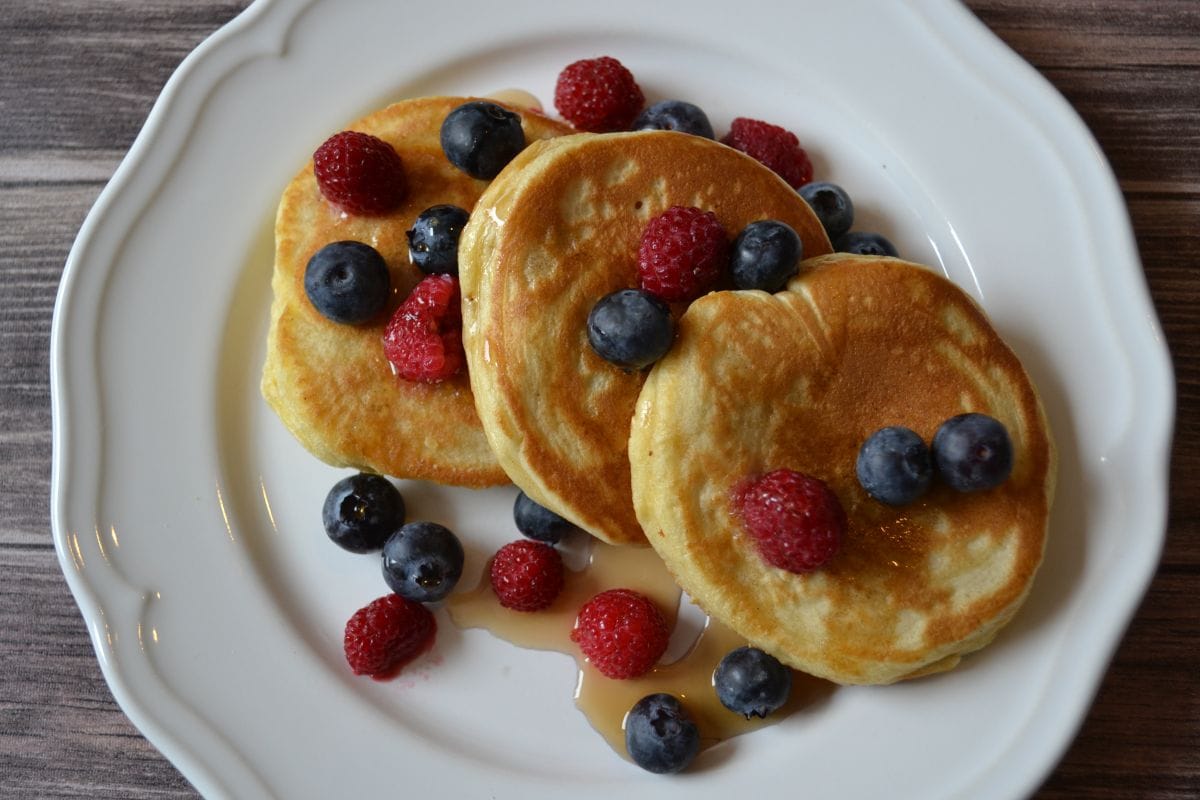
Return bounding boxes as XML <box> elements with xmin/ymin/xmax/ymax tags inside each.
<box><xmin>262</xmin><ymin>96</ymin><xmax>571</xmax><ymax>487</ymax></box>
<box><xmin>459</xmin><ymin>131</ymin><xmax>833</xmax><ymax>544</ymax></box>
<box><xmin>629</xmin><ymin>254</ymin><xmax>1056</xmax><ymax>684</ymax></box>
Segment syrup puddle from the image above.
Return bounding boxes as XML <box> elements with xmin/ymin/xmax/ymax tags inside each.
<box><xmin>448</xmin><ymin>541</ymin><xmax>828</xmax><ymax>758</ymax></box>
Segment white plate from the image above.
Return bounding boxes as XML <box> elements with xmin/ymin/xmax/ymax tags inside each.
<box><xmin>50</xmin><ymin>0</ymin><xmax>1173</xmax><ymax>797</ymax></box>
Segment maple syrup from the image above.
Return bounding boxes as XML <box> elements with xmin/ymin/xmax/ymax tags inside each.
<box><xmin>448</xmin><ymin>541</ymin><xmax>830</xmax><ymax>759</ymax></box>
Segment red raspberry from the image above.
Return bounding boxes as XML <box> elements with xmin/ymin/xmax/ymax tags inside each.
<box><xmin>343</xmin><ymin>594</ymin><xmax>436</xmax><ymax>679</ymax></box>
<box><xmin>313</xmin><ymin>131</ymin><xmax>407</xmax><ymax>215</ymax></box>
<box><xmin>721</xmin><ymin>118</ymin><xmax>813</xmax><ymax>189</ymax></box>
<box><xmin>382</xmin><ymin>275</ymin><xmax>465</xmax><ymax>383</ymax></box>
<box><xmin>571</xmin><ymin>588</ymin><xmax>670</xmax><ymax>679</ymax></box>
<box><xmin>733</xmin><ymin>469</ymin><xmax>846</xmax><ymax>573</ymax></box>
<box><xmin>489</xmin><ymin>540</ymin><xmax>565</xmax><ymax>612</ymax></box>
<box><xmin>554</xmin><ymin>56</ymin><xmax>645</xmax><ymax>133</ymax></box>
<box><xmin>637</xmin><ymin>206</ymin><xmax>730</xmax><ymax>302</ymax></box>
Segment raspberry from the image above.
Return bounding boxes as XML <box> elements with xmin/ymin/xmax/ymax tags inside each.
<box><xmin>382</xmin><ymin>274</ymin><xmax>465</xmax><ymax>383</ymax></box>
<box><xmin>313</xmin><ymin>131</ymin><xmax>407</xmax><ymax>215</ymax></box>
<box><xmin>489</xmin><ymin>539</ymin><xmax>565</xmax><ymax>612</ymax></box>
<box><xmin>721</xmin><ymin>118</ymin><xmax>813</xmax><ymax>189</ymax></box>
<box><xmin>571</xmin><ymin>589</ymin><xmax>670</xmax><ymax>679</ymax></box>
<box><xmin>554</xmin><ymin>56</ymin><xmax>645</xmax><ymax>133</ymax></box>
<box><xmin>733</xmin><ymin>469</ymin><xmax>845</xmax><ymax>573</ymax></box>
<box><xmin>637</xmin><ymin>206</ymin><xmax>730</xmax><ymax>303</ymax></box>
<box><xmin>343</xmin><ymin>594</ymin><xmax>436</xmax><ymax>679</ymax></box>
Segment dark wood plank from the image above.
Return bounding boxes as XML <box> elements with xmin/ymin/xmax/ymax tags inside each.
<box><xmin>0</xmin><ymin>1</ymin><xmax>1195</xmax><ymax>797</ymax></box>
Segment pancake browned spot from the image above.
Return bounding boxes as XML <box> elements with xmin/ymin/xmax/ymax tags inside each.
<box><xmin>459</xmin><ymin>131</ymin><xmax>833</xmax><ymax>544</ymax></box>
<box><xmin>262</xmin><ymin>97</ymin><xmax>572</xmax><ymax>487</ymax></box>
<box><xmin>629</xmin><ymin>254</ymin><xmax>1056</xmax><ymax>684</ymax></box>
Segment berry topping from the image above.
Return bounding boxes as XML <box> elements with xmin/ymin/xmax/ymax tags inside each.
<box><xmin>313</xmin><ymin>131</ymin><xmax>407</xmax><ymax>215</ymax></box>
<box><xmin>798</xmin><ymin>181</ymin><xmax>855</xmax><ymax>240</ymax></box>
<box><xmin>624</xmin><ymin>693</ymin><xmax>700</xmax><ymax>774</ymax></box>
<box><xmin>835</xmin><ymin>230</ymin><xmax>899</xmax><ymax>257</ymax></box>
<box><xmin>303</xmin><ymin>241</ymin><xmax>391</xmax><ymax>325</ymax></box>
<box><xmin>513</xmin><ymin>490</ymin><xmax>579</xmax><ymax>545</ymax></box>
<box><xmin>381</xmin><ymin>521</ymin><xmax>465</xmax><ymax>603</ymax></box>
<box><xmin>721</xmin><ymin>117</ymin><xmax>813</xmax><ymax>189</ymax></box>
<box><xmin>343</xmin><ymin>593</ymin><xmax>435</xmax><ymax>679</ymax></box>
<box><xmin>382</xmin><ymin>274</ymin><xmax>465</xmax><ymax>383</ymax></box>
<box><xmin>637</xmin><ymin>206</ymin><xmax>729</xmax><ymax>302</ymax></box>
<box><xmin>713</xmin><ymin>646</ymin><xmax>792</xmax><ymax>719</ymax></box>
<box><xmin>571</xmin><ymin>588</ymin><xmax>670</xmax><ymax>679</ymax></box>
<box><xmin>489</xmin><ymin>539</ymin><xmax>565</xmax><ymax>612</ymax></box>
<box><xmin>322</xmin><ymin>473</ymin><xmax>406</xmax><ymax>553</ymax></box>
<box><xmin>729</xmin><ymin>219</ymin><xmax>803</xmax><ymax>292</ymax></box>
<box><xmin>632</xmin><ymin>99</ymin><xmax>714</xmax><ymax>139</ymax></box>
<box><xmin>554</xmin><ymin>56</ymin><xmax>645</xmax><ymax>132</ymax></box>
<box><xmin>407</xmin><ymin>204</ymin><xmax>470</xmax><ymax>276</ymax></box>
<box><xmin>734</xmin><ymin>469</ymin><xmax>846</xmax><ymax>573</ymax></box>
<box><xmin>856</xmin><ymin>426</ymin><xmax>934</xmax><ymax>506</ymax></box>
<box><xmin>932</xmin><ymin>413</ymin><xmax>1013</xmax><ymax>492</ymax></box>
<box><xmin>586</xmin><ymin>289</ymin><xmax>675</xmax><ymax>370</ymax></box>
<box><xmin>440</xmin><ymin>101</ymin><xmax>526</xmax><ymax>180</ymax></box>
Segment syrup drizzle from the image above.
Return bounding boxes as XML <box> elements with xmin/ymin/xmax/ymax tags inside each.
<box><xmin>448</xmin><ymin>542</ymin><xmax>826</xmax><ymax>759</ymax></box>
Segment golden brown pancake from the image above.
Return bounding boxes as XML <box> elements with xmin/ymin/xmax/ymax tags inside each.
<box><xmin>459</xmin><ymin>131</ymin><xmax>833</xmax><ymax>543</ymax></box>
<box><xmin>262</xmin><ymin>97</ymin><xmax>571</xmax><ymax>487</ymax></box>
<box><xmin>629</xmin><ymin>254</ymin><xmax>1056</xmax><ymax>684</ymax></box>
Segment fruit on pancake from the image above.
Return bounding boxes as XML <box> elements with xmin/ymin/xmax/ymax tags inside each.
<box><xmin>856</xmin><ymin>426</ymin><xmax>934</xmax><ymax>507</ymax></box>
<box><xmin>624</xmin><ymin>694</ymin><xmax>700</xmax><ymax>774</ymax></box>
<box><xmin>636</xmin><ymin>205</ymin><xmax>729</xmax><ymax>302</ymax></box>
<box><xmin>586</xmin><ymin>289</ymin><xmax>675</xmax><ymax>370</ymax></box>
<box><xmin>313</xmin><ymin>130</ymin><xmax>407</xmax><ymax>215</ymax></box>
<box><xmin>729</xmin><ymin>219</ymin><xmax>804</xmax><ymax>292</ymax></box>
<box><xmin>554</xmin><ymin>56</ymin><xmax>645</xmax><ymax>132</ymax></box>
<box><xmin>721</xmin><ymin>117</ymin><xmax>813</xmax><ymax>188</ymax></box>
<box><xmin>932</xmin><ymin>413</ymin><xmax>1014</xmax><ymax>492</ymax></box>
<box><xmin>629</xmin><ymin>254</ymin><xmax>1055</xmax><ymax>684</ymax></box>
<box><xmin>440</xmin><ymin>100</ymin><xmax>526</xmax><ymax>180</ymax></box>
<box><xmin>303</xmin><ymin>240</ymin><xmax>391</xmax><ymax>324</ymax></box>
<box><xmin>406</xmin><ymin>204</ymin><xmax>470</xmax><ymax>276</ymax></box>
<box><xmin>343</xmin><ymin>594</ymin><xmax>435</xmax><ymax>679</ymax></box>
<box><xmin>381</xmin><ymin>274</ymin><xmax>465</xmax><ymax>384</ymax></box>
<box><xmin>734</xmin><ymin>469</ymin><xmax>846</xmax><ymax>573</ymax></box>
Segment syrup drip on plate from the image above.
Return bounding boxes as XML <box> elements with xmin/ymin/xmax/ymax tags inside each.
<box><xmin>448</xmin><ymin>541</ymin><xmax>824</xmax><ymax>758</ymax></box>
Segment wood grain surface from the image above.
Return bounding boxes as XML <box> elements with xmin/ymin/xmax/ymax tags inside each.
<box><xmin>2</xmin><ymin>1</ymin><xmax>1196</xmax><ymax>797</ymax></box>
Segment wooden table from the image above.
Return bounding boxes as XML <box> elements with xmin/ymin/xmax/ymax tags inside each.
<box><xmin>2</xmin><ymin>1</ymin><xmax>1195</xmax><ymax>797</ymax></box>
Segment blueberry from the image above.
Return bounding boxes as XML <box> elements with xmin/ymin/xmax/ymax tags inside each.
<box><xmin>303</xmin><ymin>241</ymin><xmax>390</xmax><ymax>324</ymax></box>
<box><xmin>856</xmin><ymin>426</ymin><xmax>933</xmax><ymax>506</ymax></box>
<box><xmin>632</xmin><ymin>100</ymin><xmax>715</xmax><ymax>139</ymax></box>
<box><xmin>440</xmin><ymin>101</ymin><xmax>525</xmax><ymax>180</ymax></box>
<box><xmin>513</xmin><ymin>491</ymin><xmax>578</xmax><ymax>545</ymax></box>
<box><xmin>834</xmin><ymin>230</ymin><xmax>899</xmax><ymax>257</ymax></box>
<box><xmin>713</xmin><ymin>646</ymin><xmax>792</xmax><ymax>719</ymax></box>
<box><xmin>321</xmin><ymin>473</ymin><xmax>406</xmax><ymax>553</ymax></box>
<box><xmin>624</xmin><ymin>693</ymin><xmax>700</xmax><ymax>774</ymax></box>
<box><xmin>730</xmin><ymin>219</ymin><xmax>803</xmax><ymax>291</ymax></box>
<box><xmin>587</xmin><ymin>289</ymin><xmax>674</xmax><ymax>369</ymax></box>
<box><xmin>381</xmin><ymin>521</ymin><xmax>464</xmax><ymax>603</ymax></box>
<box><xmin>407</xmin><ymin>204</ymin><xmax>470</xmax><ymax>275</ymax></box>
<box><xmin>798</xmin><ymin>181</ymin><xmax>854</xmax><ymax>240</ymax></box>
<box><xmin>932</xmin><ymin>413</ymin><xmax>1013</xmax><ymax>492</ymax></box>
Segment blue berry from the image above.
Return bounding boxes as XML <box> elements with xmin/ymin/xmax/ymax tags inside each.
<box><xmin>440</xmin><ymin>101</ymin><xmax>525</xmax><ymax>180</ymax></box>
<box><xmin>856</xmin><ymin>426</ymin><xmax>934</xmax><ymax>506</ymax></box>
<box><xmin>303</xmin><ymin>241</ymin><xmax>390</xmax><ymax>324</ymax></box>
<box><xmin>834</xmin><ymin>230</ymin><xmax>899</xmax><ymax>257</ymax></box>
<box><xmin>381</xmin><ymin>521</ymin><xmax>464</xmax><ymax>603</ymax></box>
<box><xmin>407</xmin><ymin>204</ymin><xmax>470</xmax><ymax>275</ymax></box>
<box><xmin>730</xmin><ymin>219</ymin><xmax>803</xmax><ymax>291</ymax></box>
<box><xmin>587</xmin><ymin>289</ymin><xmax>674</xmax><ymax>369</ymax></box>
<box><xmin>713</xmin><ymin>646</ymin><xmax>792</xmax><ymax>719</ymax></box>
<box><xmin>624</xmin><ymin>693</ymin><xmax>700</xmax><ymax>774</ymax></box>
<box><xmin>513</xmin><ymin>491</ymin><xmax>578</xmax><ymax>545</ymax></box>
<box><xmin>321</xmin><ymin>473</ymin><xmax>405</xmax><ymax>553</ymax></box>
<box><xmin>932</xmin><ymin>413</ymin><xmax>1013</xmax><ymax>492</ymax></box>
<box><xmin>632</xmin><ymin>100</ymin><xmax>714</xmax><ymax>139</ymax></box>
<box><xmin>798</xmin><ymin>181</ymin><xmax>855</xmax><ymax>240</ymax></box>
